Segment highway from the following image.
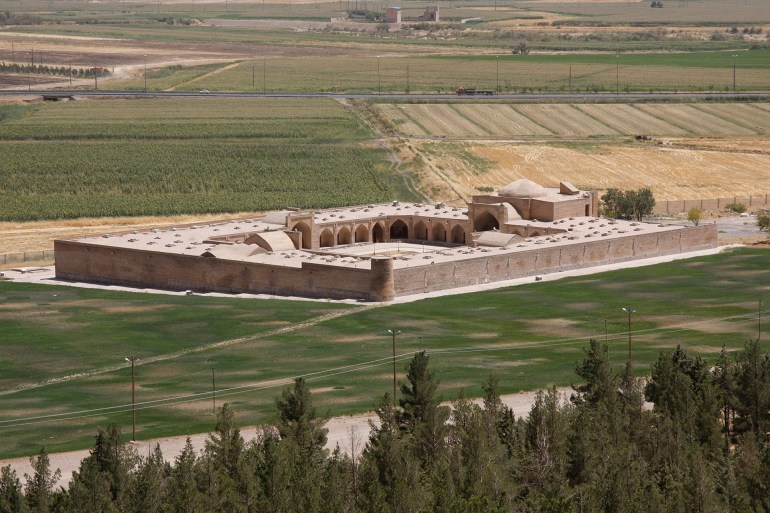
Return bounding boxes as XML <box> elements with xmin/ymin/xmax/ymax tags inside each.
<box><xmin>2</xmin><ymin>89</ymin><xmax>770</xmax><ymax>101</ymax></box>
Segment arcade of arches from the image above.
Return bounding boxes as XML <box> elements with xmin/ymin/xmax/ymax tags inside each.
<box><xmin>290</xmin><ymin>217</ymin><xmax>470</xmax><ymax>249</ymax></box>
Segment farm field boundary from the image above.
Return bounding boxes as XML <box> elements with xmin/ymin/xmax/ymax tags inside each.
<box><xmin>0</xmin><ymin>250</ymin><xmax>54</xmax><ymax>267</ymax></box>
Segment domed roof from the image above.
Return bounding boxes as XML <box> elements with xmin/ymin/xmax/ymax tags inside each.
<box><xmin>498</xmin><ymin>179</ymin><xmax>547</xmax><ymax>198</ymax></box>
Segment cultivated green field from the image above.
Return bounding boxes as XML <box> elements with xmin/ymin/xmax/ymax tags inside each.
<box><xmin>1</xmin><ymin>247</ymin><xmax>767</xmax><ymax>458</ymax></box>
<box><xmin>0</xmin><ymin>98</ymin><xmax>411</xmax><ymax>221</ymax></box>
<box><xmin>116</xmin><ymin>50</ymin><xmax>770</xmax><ymax>94</ymax></box>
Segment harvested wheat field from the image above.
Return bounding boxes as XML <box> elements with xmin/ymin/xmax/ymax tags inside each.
<box><xmin>378</xmin><ymin>102</ymin><xmax>770</xmax><ymax>138</ymax></box>
<box><xmin>410</xmin><ymin>140</ymin><xmax>770</xmax><ymax>205</ymax></box>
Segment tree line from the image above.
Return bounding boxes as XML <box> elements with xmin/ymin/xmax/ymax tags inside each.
<box><xmin>0</xmin><ymin>63</ymin><xmax>109</xmax><ymax>78</ymax></box>
<box><xmin>2</xmin><ymin>341</ymin><xmax>770</xmax><ymax>513</ymax></box>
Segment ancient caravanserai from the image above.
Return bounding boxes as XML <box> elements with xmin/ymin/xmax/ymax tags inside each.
<box><xmin>55</xmin><ymin>179</ymin><xmax>717</xmax><ymax>301</ymax></box>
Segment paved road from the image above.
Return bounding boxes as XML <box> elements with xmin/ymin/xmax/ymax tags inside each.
<box><xmin>3</xmin><ymin>90</ymin><xmax>770</xmax><ymax>101</ymax></box>
<box><xmin>1</xmin><ymin>388</ymin><xmax>565</xmax><ymax>489</ymax></box>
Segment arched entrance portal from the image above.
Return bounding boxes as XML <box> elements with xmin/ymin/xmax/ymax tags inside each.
<box><xmin>413</xmin><ymin>220</ymin><xmax>428</xmax><ymax>240</ymax></box>
<box><xmin>450</xmin><ymin>225</ymin><xmax>466</xmax><ymax>244</ymax></box>
<box><xmin>337</xmin><ymin>227</ymin><xmax>352</xmax><ymax>245</ymax></box>
<box><xmin>354</xmin><ymin>224</ymin><xmax>369</xmax><ymax>243</ymax></box>
<box><xmin>372</xmin><ymin>223</ymin><xmax>385</xmax><ymax>243</ymax></box>
<box><xmin>433</xmin><ymin>223</ymin><xmax>447</xmax><ymax>242</ymax></box>
<box><xmin>390</xmin><ymin>219</ymin><xmax>408</xmax><ymax>240</ymax></box>
<box><xmin>474</xmin><ymin>211</ymin><xmax>500</xmax><ymax>232</ymax></box>
<box><xmin>293</xmin><ymin>221</ymin><xmax>312</xmax><ymax>249</ymax></box>
<box><xmin>319</xmin><ymin>229</ymin><xmax>334</xmax><ymax>247</ymax></box>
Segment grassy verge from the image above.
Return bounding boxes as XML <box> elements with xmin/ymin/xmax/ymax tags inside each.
<box><xmin>1</xmin><ymin>247</ymin><xmax>767</xmax><ymax>457</ymax></box>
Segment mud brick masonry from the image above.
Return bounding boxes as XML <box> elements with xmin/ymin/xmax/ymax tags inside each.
<box><xmin>55</xmin><ymin>179</ymin><xmax>717</xmax><ymax>301</ymax></box>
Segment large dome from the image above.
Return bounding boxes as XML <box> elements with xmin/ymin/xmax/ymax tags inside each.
<box><xmin>498</xmin><ymin>179</ymin><xmax>547</xmax><ymax>198</ymax></box>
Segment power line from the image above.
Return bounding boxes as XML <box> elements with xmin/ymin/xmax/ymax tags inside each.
<box><xmin>0</xmin><ymin>309</ymin><xmax>765</xmax><ymax>430</ymax></box>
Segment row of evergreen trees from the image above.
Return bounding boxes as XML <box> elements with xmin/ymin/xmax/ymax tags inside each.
<box><xmin>2</xmin><ymin>340</ymin><xmax>769</xmax><ymax>513</ymax></box>
<box><xmin>0</xmin><ymin>63</ymin><xmax>109</xmax><ymax>78</ymax></box>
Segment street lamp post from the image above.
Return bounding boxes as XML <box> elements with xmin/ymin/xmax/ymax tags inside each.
<box><xmin>622</xmin><ymin>307</ymin><xmax>635</xmax><ymax>365</ymax></box>
<box><xmin>388</xmin><ymin>329</ymin><xmax>401</xmax><ymax>406</ymax></box>
<box><xmin>125</xmin><ymin>356</ymin><xmax>137</xmax><ymax>441</ymax></box>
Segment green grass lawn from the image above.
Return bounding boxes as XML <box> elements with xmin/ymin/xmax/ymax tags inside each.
<box><xmin>1</xmin><ymin>247</ymin><xmax>767</xmax><ymax>458</ymax></box>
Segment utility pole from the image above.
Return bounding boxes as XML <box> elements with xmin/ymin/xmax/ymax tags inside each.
<box><xmin>125</xmin><ymin>356</ymin><xmax>137</xmax><ymax>441</ymax></box>
<box><xmin>622</xmin><ymin>307</ymin><xmax>635</xmax><ymax>365</ymax></box>
<box><xmin>212</xmin><ymin>367</ymin><xmax>216</xmax><ymax>414</ymax></box>
<box><xmin>388</xmin><ymin>329</ymin><xmax>400</xmax><ymax>407</ymax></box>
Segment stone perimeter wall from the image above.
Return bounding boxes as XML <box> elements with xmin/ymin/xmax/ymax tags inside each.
<box><xmin>655</xmin><ymin>195</ymin><xmax>769</xmax><ymax>214</ymax></box>
<box><xmin>54</xmin><ymin>241</ymin><xmax>372</xmax><ymax>300</ymax></box>
<box><xmin>54</xmin><ymin>224</ymin><xmax>717</xmax><ymax>301</ymax></box>
<box><xmin>392</xmin><ymin>224</ymin><xmax>718</xmax><ymax>296</ymax></box>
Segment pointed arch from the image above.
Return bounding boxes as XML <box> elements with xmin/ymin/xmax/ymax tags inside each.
<box><xmin>390</xmin><ymin>219</ymin><xmax>409</xmax><ymax>240</ymax></box>
<box><xmin>337</xmin><ymin>227</ymin><xmax>352</xmax><ymax>245</ymax></box>
<box><xmin>319</xmin><ymin>228</ymin><xmax>334</xmax><ymax>248</ymax></box>
<box><xmin>474</xmin><ymin>211</ymin><xmax>499</xmax><ymax>232</ymax></box>
<box><xmin>450</xmin><ymin>225</ymin><xmax>466</xmax><ymax>244</ymax></box>
<box><xmin>432</xmin><ymin>223</ymin><xmax>446</xmax><ymax>242</ymax></box>
<box><xmin>293</xmin><ymin>221</ymin><xmax>312</xmax><ymax>249</ymax></box>
<box><xmin>354</xmin><ymin>224</ymin><xmax>369</xmax><ymax>243</ymax></box>
<box><xmin>413</xmin><ymin>220</ymin><xmax>428</xmax><ymax>240</ymax></box>
<box><xmin>372</xmin><ymin>223</ymin><xmax>385</xmax><ymax>243</ymax></box>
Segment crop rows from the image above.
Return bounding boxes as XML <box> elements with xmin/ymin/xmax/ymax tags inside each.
<box><xmin>0</xmin><ymin>99</ymin><xmax>395</xmax><ymax>221</ymax></box>
<box><xmin>122</xmin><ymin>51</ymin><xmax>770</xmax><ymax>94</ymax></box>
<box><xmin>378</xmin><ymin>102</ymin><xmax>770</xmax><ymax>138</ymax></box>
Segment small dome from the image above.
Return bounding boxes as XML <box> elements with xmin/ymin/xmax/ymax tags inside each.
<box><xmin>499</xmin><ymin>179</ymin><xmax>547</xmax><ymax>198</ymax></box>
